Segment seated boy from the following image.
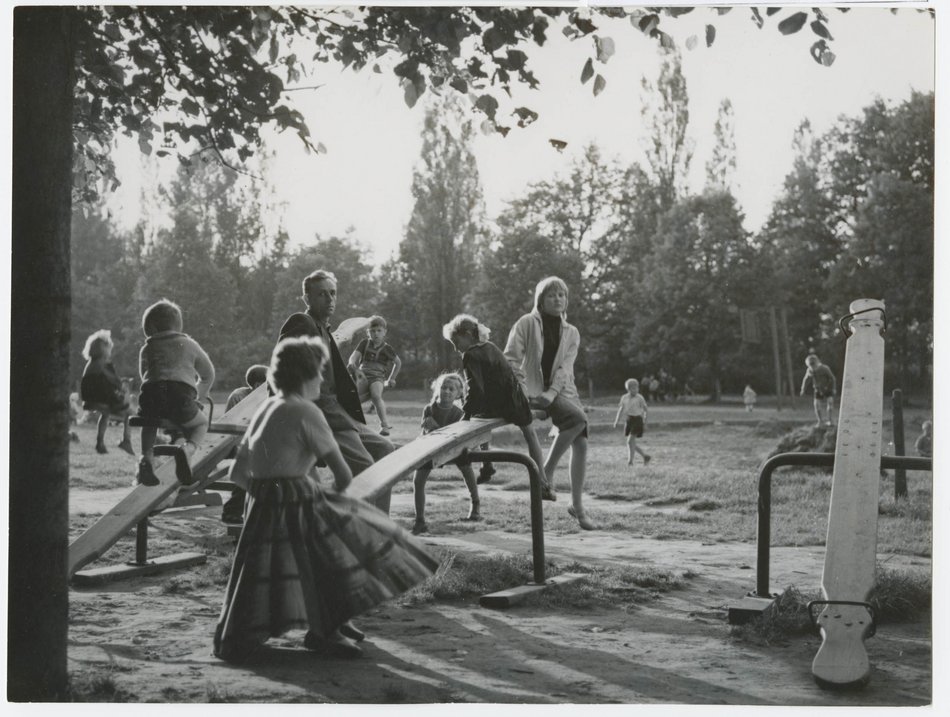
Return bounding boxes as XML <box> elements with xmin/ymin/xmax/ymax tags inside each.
<box><xmin>347</xmin><ymin>315</ymin><xmax>401</xmax><ymax>436</ymax></box>
<box><xmin>136</xmin><ymin>299</ymin><xmax>215</xmax><ymax>486</ymax></box>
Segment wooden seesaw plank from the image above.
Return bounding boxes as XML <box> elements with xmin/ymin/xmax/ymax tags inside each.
<box><xmin>811</xmin><ymin>299</ymin><xmax>886</xmax><ymax>689</ymax></box>
<box><xmin>349</xmin><ymin>417</ymin><xmax>507</xmax><ymax>503</ymax></box>
<box><xmin>67</xmin><ymin>384</ymin><xmax>267</xmax><ymax>579</ymax></box>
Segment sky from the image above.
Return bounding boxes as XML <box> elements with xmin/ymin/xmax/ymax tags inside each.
<box><xmin>107</xmin><ymin>3</ymin><xmax>935</xmax><ymax>266</ymax></box>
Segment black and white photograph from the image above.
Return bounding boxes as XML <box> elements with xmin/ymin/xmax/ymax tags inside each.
<box><xmin>4</xmin><ymin>1</ymin><xmax>941</xmax><ymax>708</ymax></box>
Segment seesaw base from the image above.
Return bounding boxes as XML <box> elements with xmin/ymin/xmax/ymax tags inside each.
<box><xmin>479</xmin><ymin>572</ymin><xmax>585</xmax><ymax>609</ymax></box>
<box><xmin>72</xmin><ymin>553</ymin><xmax>207</xmax><ymax>586</ymax></box>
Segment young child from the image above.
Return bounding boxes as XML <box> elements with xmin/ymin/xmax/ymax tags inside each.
<box><xmin>214</xmin><ymin>336</ymin><xmax>437</xmax><ymax>663</ymax></box>
<box><xmin>915</xmin><ymin>420</ymin><xmax>933</xmax><ymax>458</ymax></box>
<box><xmin>136</xmin><ymin>299</ymin><xmax>216</xmax><ymax>486</ymax></box>
<box><xmin>743</xmin><ymin>384</ymin><xmax>757</xmax><ymax>412</ymax></box>
<box><xmin>79</xmin><ymin>329</ymin><xmax>135</xmax><ymax>456</ymax></box>
<box><xmin>348</xmin><ymin>316</ymin><xmax>401</xmax><ymax>436</ymax></box>
<box><xmin>412</xmin><ymin>373</ymin><xmax>481</xmax><ymax>535</ymax></box>
<box><xmin>800</xmin><ymin>354</ymin><xmax>837</xmax><ymax>427</ymax></box>
<box><xmin>613</xmin><ymin>379</ymin><xmax>651</xmax><ymax>466</ymax></box>
<box><xmin>442</xmin><ymin>314</ymin><xmax>553</xmax><ymax>501</ymax></box>
<box><xmin>226</xmin><ymin>364</ymin><xmax>268</xmax><ymax>412</ymax></box>
<box><xmin>220</xmin><ymin>363</ymin><xmax>269</xmax><ymax>525</ymax></box>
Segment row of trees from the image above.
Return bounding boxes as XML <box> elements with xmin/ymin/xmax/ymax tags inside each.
<box><xmin>72</xmin><ymin>57</ymin><xmax>933</xmax><ymax>401</ymax></box>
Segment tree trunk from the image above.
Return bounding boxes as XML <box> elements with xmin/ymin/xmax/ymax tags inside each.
<box><xmin>9</xmin><ymin>6</ymin><xmax>73</xmax><ymax>701</ymax></box>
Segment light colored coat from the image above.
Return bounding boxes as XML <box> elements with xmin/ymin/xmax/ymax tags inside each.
<box><xmin>504</xmin><ymin>309</ymin><xmax>581</xmax><ymax>408</ymax></box>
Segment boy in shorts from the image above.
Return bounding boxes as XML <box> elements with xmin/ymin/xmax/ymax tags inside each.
<box><xmin>800</xmin><ymin>354</ymin><xmax>837</xmax><ymax>427</ymax></box>
<box><xmin>614</xmin><ymin>378</ymin><xmax>652</xmax><ymax>466</ymax></box>
<box><xmin>136</xmin><ymin>299</ymin><xmax>216</xmax><ymax>486</ymax></box>
<box><xmin>348</xmin><ymin>315</ymin><xmax>401</xmax><ymax>436</ymax></box>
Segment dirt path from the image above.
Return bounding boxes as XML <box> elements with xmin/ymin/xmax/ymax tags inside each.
<box><xmin>67</xmin><ymin>484</ymin><xmax>931</xmax><ymax>704</ymax></box>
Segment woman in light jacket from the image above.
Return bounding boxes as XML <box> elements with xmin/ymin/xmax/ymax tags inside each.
<box><xmin>505</xmin><ymin>276</ymin><xmax>594</xmax><ymax>530</ymax></box>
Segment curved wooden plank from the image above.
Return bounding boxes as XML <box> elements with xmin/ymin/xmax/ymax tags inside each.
<box><xmin>812</xmin><ymin>299</ymin><xmax>886</xmax><ymax>689</ymax></box>
<box><xmin>349</xmin><ymin>418</ymin><xmax>507</xmax><ymax>503</ymax></box>
<box><xmin>67</xmin><ymin>384</ymin><xmax>266</xmax><ymax>578</ymax></box>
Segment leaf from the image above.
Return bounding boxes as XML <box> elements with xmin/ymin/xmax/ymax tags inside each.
<box><xmin>449</xmin><ymin>76</ymin><xmax>468</xmax><ymax>93</ymax></box>
<box><xmin>595</xmin><ymin>35</ymin><xmax>615</xmax><ymax>63</ymax></box>
<box><xmin>505</xmin><ymin>49</ymin><xmax>528</xmax><ymax>70</ymax></box>
<box><xmin>580</xmin><ymin>57</ymin><xmax>594</xmax><ymax>84</ymax></box>
<box><xmin>573</xmin><ymin>16</ymin><xmax>597</xmax><ymax>35</ymax></box>
<box><xmin>716</xmin><ymin>7</ymin><xmax>732</xmax><ymax>15</ymax></box>
<box><xmin>810</xmin><ymin>20</ymin><xmax>833</xmax><ymax>40</ymax></box>
<box><xmin>475</xmin><ymin>93</ymin><xmax>499</xmax><ymax>120</ymax></box>
<box><xmin>658</xmin><ymin>31</ymin><xmax>675</xmax><ymax>50</ymax></box>
<box><xmin>750</xmin><ymin>8</ymin><xmax>764</xmax><ymax>29</ymax></box>
<box><xmin>810</xmin><ymin>40</ymin><xmax>836</xmax><ymax>67</ymax></box>
<box><xmin>372</xmin><ymin>63</ymin><xmax>382</xmax><ymax>74</ymax></box>
<box><xmin>402</xmin><ymin>77</ymin><xmax>420</xmax><ymax>108</ymax></box>
<box><xmin>549</xmin><ymin>138</ymin><xmax>568</xmax><ymax>152</ymax></box>
<box><xmin>685</xmin><ymin>35</ymin><xmax>698</xmax><ymax>51</ymax></box>
<box><xmin>706</xmin><ymin>24</ymin><xmax>716</xmax><ymax>47</ymax></box>
<box><xmin>593</xmin><ymin>74</ymin><xmax>606</xmax><ymax>97</ymax></box>
<box><xmin>482</xmin><ymin>26</ymin><xmax>506</xmax><ymax>54</ymax></box>
<box><xmin>269</xmin><ymin>35</ymin><xmax>279</xmax><ymax>65</ymax></box>
<box><xmin>778</xmin><ymin>12</ymin><xmax>808</xmax><ymax>35</ymax></box>
<box><xmin>638</xmin><ymin>14</ymin><xmax>659</xmax><ymax>35</ymax></box>
<box><xmin>180</xmin><ymin>97</ymin><xmax>200</xmax><ymax>117</ymax></box>
<box><xmin>766</xmin><ymin>8</ymin><xmax>782</xmax><ymax>17</ymax></box>
<box><xmin>513</xmin><ymin>106</ymin><xmax>539</xmax><ymax>128</ymax></box>
<box><xmin>316</xmin><ymin>142</ymin><xmax>327</xmax><ymax>154</ymax></box>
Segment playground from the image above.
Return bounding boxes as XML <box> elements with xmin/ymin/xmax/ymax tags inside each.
<box><xmin>66</xmin><ymin>395</ymin><xmax>932</xmax><ymax>704</ymax></box>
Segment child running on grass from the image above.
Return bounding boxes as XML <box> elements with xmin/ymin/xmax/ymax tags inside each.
<box><xmin>213</xmin><ymin>336</ymin><xmax>437</xmax><ymax>663</ymax></box>
<box><xmin>412</xmin><ymin>372</ymin><xmax>481</xmax><ymax>535</ymax></box>
<box><xmin>135</xmin><ymin>299</ymin><xmax>215</xmax><ymax>486</ymax></box>
<box><xmin>442</xmin><ymin>314</ymin><xmax>554</xmax><ymax>501</ymax></box>
<box><xmin>613</xmin><ymin>378</ymin><xmax>652</xmax><ymax>466</ymax></box>
<box><xmin>347</xmin><ymin>315</ymin><xmax>401</xmax><ymax>436</ymax></box>
<box><xmin>80</xmin><ymin>329</ymin><xmax>135</xmax><ymax>456</ymax></box>
<box><xmin>743</xmin><ymin>384</ymin><xmax>757</xmax><ymax>412</ymax></box>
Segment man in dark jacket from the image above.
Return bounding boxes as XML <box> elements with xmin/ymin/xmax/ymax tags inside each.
<box><xmin>279</xmin><ymin>269</ymin><xmax>394</xmax><ymax>513</ymax></box>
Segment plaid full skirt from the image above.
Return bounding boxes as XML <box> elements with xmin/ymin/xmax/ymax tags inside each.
<box><xmin>213</xmin><ymin>476</ymin><xmax>438</xmax><ymax>661</ymax></box>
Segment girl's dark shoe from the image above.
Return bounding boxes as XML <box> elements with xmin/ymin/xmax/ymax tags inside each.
<box><xmin>117</xmin><ymin>439</ymin><xmax>135</xmax><ymax>456</ymax></box>
<box><xmin>411</xmin><ymin>520</ymin><xmax>428</xmax><ymax>535</ymax></box>
<box><xmin>96</xmin><ymin>442</ymin><xmax>108</xmax><ymax>454</ymax></box>
<box><xmin>540</xmin><ymin>482</ymin><xmax>557</xmax><ymax>501</ymax></box>
<box><xmin>463</xmin><ymin>500</ymin><xmax>481</xmax><ymax>521</ymax></box>
<box><xmin>339</xmin><ymin>621</ymin><xmax>366</xmax><ymax>642</ymax></box>
<box><xmin>476</xmin><ymin>465</ymin><xmax>495</xmax><ymax>484</ymax></box>
<box><xmin>136</xmin><ymin>457</ymin><xmax>159</xmax><ymax>487</ymax></box>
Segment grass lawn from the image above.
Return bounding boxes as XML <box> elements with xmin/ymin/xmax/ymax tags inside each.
<box><xmin>393</xmin><ymin>421</ymin><xmax>932</xmax><ymax>557</ymax></box>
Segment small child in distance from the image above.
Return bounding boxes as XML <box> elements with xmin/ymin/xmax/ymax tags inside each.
<box><xmin>613</xmin><ymin>378</ymin><xmax>651</xmax><ymax>466</ymax></box>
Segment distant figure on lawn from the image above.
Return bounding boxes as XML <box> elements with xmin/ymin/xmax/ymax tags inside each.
<box><xmin>136</xmin><ymin>299</ymin><xmax>216</xmax><ymax>486</ymax></box>
<box><xmin>613</xmin><ymin>378</ymin><xmax>652</xmax><ymax>467</ymax></box>
<box><xmin>411</xmin><ymin>372</ymin><xmax>482</xmax><ymax>535</ymax></box>
<box><xmin>800</xmin><ymin>354</ymin><xmax>837</xmax><ymax>427</ymax></box>
<box><xmin>80</xmin><ymin>329</ymin><xmax>134</xmax><ymax>456</ymax></box>
<box><xmin>915</xmin><ymin>420</ymin><xmax>932</xmax><ymax>458</ymax></box>
<box><xmin>743</xmin><ymin>384</ymin><xmax>757</xmax><ymax>412</ymax></box>
<box><xmin>443</xmin><ymin>313</ymin><xmax>553</xmax><ymax>503</ymax></box>
<box><xmin>505</xmin><ymin>276</ymin><xmax>595</xmax><ymax>530</ymax></box>
<box><xmin>279</xmin><ymin>269</ymin><xmax>394</xmax><ymax>514</ymax></box>
<box><xmin>213</xmin><ymin>336</ymin><xmax>437</xmax><ymax>663</ymax></box>
<box><xmin>347</xmin><ymin>315</ymin><xmax>401</xmax><ymax>436</ymax></box>
<box><xmin>220</xmin><ymin>363</ymin><xmax>269</xmax><ymax>525</ymax></box>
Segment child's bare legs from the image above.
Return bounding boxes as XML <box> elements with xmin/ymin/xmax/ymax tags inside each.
<box><xmin>368</xmin><ymin>380</ymin><xmax>390</xmax><ymax>432</ymax></box>
<box><xmin>626</xmin><ymin>434</ymin><xmax>648</xmax><ymax>463</ymax></box>
<box><xmin>95</xmin><ymin>411</ymin><xmax>110</xmax><ymax>452</ymax></box>
<box><xmin>544</xmin><ymin>423</ymin><xmax>587</xmax><ymax>509</ymax></box>
<box><xmin>459</xmin><ymin>464</ymin><xmax>480</xmax><ymax>520</ymax></box>
<box><xmin>519</xmin><ymin>425</ymin><xmax>552</xmax><ymax>499</ymax></box>
<box><xmin>179</xmin><ymin>410</ymin><xmax>209</xmax><ymax>460</ymax></box>
<box><xmin>412</xmin><ymin>467</ymin><xmax>431</xmax><ymax>532</ymax></box>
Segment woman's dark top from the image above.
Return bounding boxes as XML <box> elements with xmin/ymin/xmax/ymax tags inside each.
<box><xmin>540</xmin><ymin>312</ymin><xmax>562</xmax><ymax>389</ymax></box>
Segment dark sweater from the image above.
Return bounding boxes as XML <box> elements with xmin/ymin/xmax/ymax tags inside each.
<box><xmin>461</xmin><ymin>341</ymin><xmax>532</xmax><ymax>427</ymax></box>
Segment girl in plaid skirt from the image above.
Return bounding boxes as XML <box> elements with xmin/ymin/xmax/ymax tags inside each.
<box><xmin>213</xmin><ymin>336</ymin><xmax>438</xmax><ymax>662</ymax></box>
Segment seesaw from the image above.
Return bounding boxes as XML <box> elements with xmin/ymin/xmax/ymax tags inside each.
<box><xmin>68</xmin><ymin>383</ymin><xmax>267</xmax><ymax>584</ymax></box>
<box><xmin>810</xmin><ymin>299</ymin><xmax>887</xmax><ymax>689</ymax></box>
<box><xmin>349</xmin><ymin>414</ymin><xmax>583</xmax><ymax>607</ymax></box>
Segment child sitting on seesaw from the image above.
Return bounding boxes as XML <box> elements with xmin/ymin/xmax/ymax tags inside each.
<box><xmin>80</xmin><ymin>329</ymin><xmax>135</xmax><ymax>456</ymax></box>
<box><xmin>347</xmin><ymin>315</ymin><xmax>401</xmax><ymax>436</ymax></box>
<box><xmin>412</xmin><ymin>372</ymin><xmax>482</xmax><ymax>535</ymax></box>
<box><xmin>214</xmin><ymin>336</ymin><xmax>437</xmax><ymax>662</ymax></box>
<box><xmin>135</xmin><ymin>299</ymin><xmax>215</xmax><ymax>486</ymax></box>
<box><xmin>442</xmin><ymin>314</ymin><xmax>553</xmax><ymax>501</ymax></box>
<box><xmin>613</xmin><ymin>378</ymin><xmax>652</xmax><ymax>466</ymax></box>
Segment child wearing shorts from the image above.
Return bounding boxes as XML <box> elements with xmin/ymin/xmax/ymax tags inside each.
<box><xmin>411</xmin><ymin>372</ymin><xmax>481</xmax><ymax>534</ymax></box>
<box><xmin>613</xmin><ymin>379</ymin><xmax>651</xmax><ymax>466</ymax></box>
<box><xmin>348</xmin><ymin>315</ymin><xmax>401</xmax><ymax>436</ymax></box>
<box><xmin>136</xmin><ymin>299</ymin><xmax>215</xmax><ymax>486</ymax></box>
